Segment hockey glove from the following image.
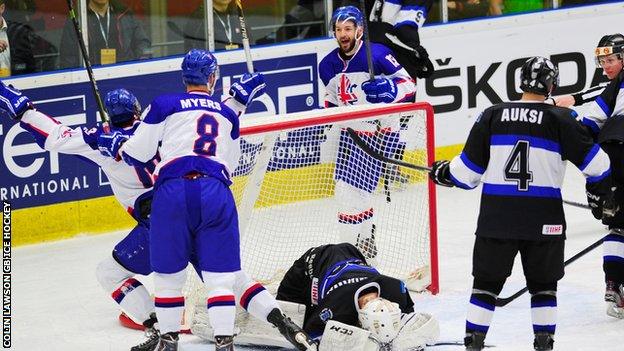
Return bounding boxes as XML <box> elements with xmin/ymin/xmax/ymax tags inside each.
<box><xmin>97</xmin><ymin>131</ymin><xmax>128</xmax><ymax>160</ymax></box>
<box><xmin>0</xmin><ymin>81</ymin><xmax>33</xmax><ymax>120</ymax></box>
<box><xmin>361</xmin><ymin>78</ymin><xmax>398</xmax><ymax>104</ymax></box>
<box><xmin>603</xmin><ymin>187</ymin><xmax>620</xmax><ymax>220</ymax></box>
<box><xmin>586</xmin><ymin>180</ymin><xmax>610</xmax><ymax>220</ymax></box>
<box><xmin>229</xmin><ymin>72</ymin><xmax>266</xmax><ymax>106</ymax></box>
<box><xmin>413</xmin><ymin>45</ymin><xmax>435</xmax><ymax>79</ymax></box>
<box><xmin>429</xmin><ymin>160</ymin><xmax>455</xmax><ymax>187</ymax></box>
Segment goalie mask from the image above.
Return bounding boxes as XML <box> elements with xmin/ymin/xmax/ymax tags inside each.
<box><xmin>519</xmin><ymin>56</ymin><xmax>559</xmax><ymax>97</ymax></box>
<box><xmin>357</xmin><ymin>297</ymin><xmax>402</xmax><ymax>343</ymax></box>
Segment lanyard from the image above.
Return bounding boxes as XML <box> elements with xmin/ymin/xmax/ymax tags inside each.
<box><xmin>214</xmin><ymin>10</ymin><xmax>232</xmax><ymax>45</ymax></box>
<box><xmin>94</xmin><ymin>7</ymin><xmax>111</xmax><ymax>47</ymax></box>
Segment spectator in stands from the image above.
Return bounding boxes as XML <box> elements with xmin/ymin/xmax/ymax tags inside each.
<box><xmin>256</xmin><ymin>0</ymin><xmax>325</xmax><ymax>44</ymax></box>
<box><xmin>499</xmin><ymin>0</ymin><xmax>550</xmax><ymax>14</ymax></box>
<box><xmin>59</xmin><ymin>0</ymin><xmax>152</xmax><ymax>68</ymax></box>
<box><xmin>0</xmin><ymin>0</ymin><xmax>35</xmax><ymax>76</ymax></box>
<box><xmin>448</xmin><ymin>0</ymin><xmax>502</xmax><ymax>20</ymax></box>
<box><xmin>183</xmin><ymin>0</ymin><xmax>243</xmax><ymax>51</ymax></box>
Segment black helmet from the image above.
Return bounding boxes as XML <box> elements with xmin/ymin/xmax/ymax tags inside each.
<box><xmin>519</xmin><ymin>56</ymin><xmax>559</xmax><ymax>97</ymax></box>
<box><xmin>595</xmin><ymin>33</ymin><xmax>624</xmax><ymax>66</ymax></box>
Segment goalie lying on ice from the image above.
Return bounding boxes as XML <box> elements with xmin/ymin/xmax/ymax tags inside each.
<box><xmin>279</xmin><ymin>243</ymin><xmax>439</xmax><ymax>350</ymax></box>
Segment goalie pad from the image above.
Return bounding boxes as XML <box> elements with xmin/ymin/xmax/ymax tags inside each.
<box><xmin>319</xmin><ymin>320</ymin><xmax>379</xmax><ymax>351</ymax></box>
<box><xmin>191</xmin><ymin>299</ymin><xmax>306</xmax><ymax>348</ymax></box>
<box><xmin>393</xmin><ymin>312</ymin><xmax>440</xmax><ymax>351</ymax></box>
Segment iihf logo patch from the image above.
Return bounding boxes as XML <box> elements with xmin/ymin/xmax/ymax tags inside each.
<box><xmin>337</xmin><ymin>74</ymin><xmax>358</xmax><ymax>105</ymax></box>
<box><xmin>319</xmin><ymin>308</ymin><xmax>333</xmax><ymax>322</ymax></box>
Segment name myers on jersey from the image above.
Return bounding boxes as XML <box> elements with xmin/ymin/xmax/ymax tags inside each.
<box><xmin>180</xmin><ymin>98</ymin><xmax>222</xmax><ymax>111</ymax></box>
<box><xmin>500</xmin><ymin>108</ymin><xmax>543</xmax><ymax>124</ymax></box>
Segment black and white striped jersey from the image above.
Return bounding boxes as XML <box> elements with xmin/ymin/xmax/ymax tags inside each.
<box><xmin>572</xmin><ymin>82</ymin><xmax>609</xmax><ymax>106</ymax></box>
<box><xmin>449</xmin><ymin>101</ymin><xmax>611</xmax><ymax>240</ymax></box>
<box><xmin>577</xmin><ymin>71</ymin><xmax>624</xmax><ymax>135</ymax></box>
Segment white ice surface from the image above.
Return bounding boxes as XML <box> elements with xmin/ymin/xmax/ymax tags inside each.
<box><xmin>12</xmin><ymin>167</ymin><xmax>623</xmax><ymax>350</ymax></box>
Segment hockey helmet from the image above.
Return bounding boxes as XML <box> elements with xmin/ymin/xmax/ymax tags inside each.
<box><xmin>519</xmin><ymin>56</ymin><xmax>559</xmax><ymax>97</ymax></box>
<box><xmin>595</xmin><ymin>33</ymin><xmax>624</xmax><ymax>67</ymax></box>
<box><xmin>104</xmin><ymin>88</ymin><xmax>141</xmax><ymax>127</ymax></box>
<box><xmin>330</xmin><ymin>5</ymin><xmax>364</xmax><ymax>32</ymax></box>
<box><xmin>357</xmin><ymin>297</ymin><xmax>402</xmax><ymax>343</ymax></box>
<box><xmin>181</xmin><ymin>49</ymin><xmax>219</xmax><ymax>86</ymax></box>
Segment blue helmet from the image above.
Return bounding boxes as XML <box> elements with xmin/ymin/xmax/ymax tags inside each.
<box><xmin>181</xmin><ymin>49</ymin><xmax>218</xmax><ymax>86</ymax></box>
<box><xmin>104</xmin><ymin>88</ymin><xmax>141</xmax><ymax>127</ymax></box>
<box><xmin>330</xmin><ymin>6</ymin><xmax>364</xmax><ymax>31</ymax></box>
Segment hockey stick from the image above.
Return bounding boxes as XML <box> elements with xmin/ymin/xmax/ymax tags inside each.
<box><xmin>234</xmin><ymin>0</ymin><xmax>254</xmax><ymax>73</ymax></box>
<box><xmin>65</xmin><ymin>0</ymin><xmax>110</xmax><ymax>133</ymax></box>
<box><xmin>563</xmin><ymin>199</ymin><xmax>590</xmax><ymax>209</ymax></box>
<box><xmin>346</xmin><ymin>127</ymin><xmax>432</xmax><ymax>172</ymax></box>
<box><xmin>495</xmin><ymin>236</ymin><xmax>603</xmax><ymax>307</ymax></box>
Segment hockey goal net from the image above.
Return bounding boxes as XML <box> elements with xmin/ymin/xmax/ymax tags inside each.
<box><xmin>183</xmin><ymin>102</ymin><xmax>438</xmax><ymax>326</ymax></box>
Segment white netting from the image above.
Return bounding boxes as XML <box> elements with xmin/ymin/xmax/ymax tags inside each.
<box><xmin>183</xmin><ymin>103</ymin><xmax>437</xmax><ymax>331</ymax></box>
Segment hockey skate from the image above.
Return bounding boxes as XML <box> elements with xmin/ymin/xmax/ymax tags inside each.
<box><xmin>533</xmin><ymin>332</ymin><xmax>554</xmax><ymax>350</ymax></box>
<box><xmin>131</xmin><ymin>313</ymin><xmax>160</xmax><ymax>351</ymax></box>
<box><xmin>267</xmin><ymin>308</ymin><xmax>318</xmax><ymax>350</ymax></box>
<box><xmin>605</xmin><ymin>281</ymin><xmax>624</xmax><ymax>319</ymax></box>
<box><xmin>153</xmin><ymin>332</ymin><xmax>178</xmax><ymax>351</ymax></box>
<box><xmin>464</xmin><ymin>331</ymin><xmax>485</xmax><ymax>351</ymax></box>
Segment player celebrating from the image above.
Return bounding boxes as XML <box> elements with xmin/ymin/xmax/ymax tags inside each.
<box><xmin>319</xmin><ymin>5</ymin><xmax>417</xmax><ymax>265</ymax></box>
<box><xmin>0</xmin><ymin>85</ymin><xmax>163</xmax><ymax>342</ymax></box>
<box><xmin>276</xmin><ymin>243</ymin><xmax>439</xmax><ymax>350</ymax></box>
<box><xmin>553</xmin><ymin>33</ymin><xmax>624</xmax><ymax>319</ymax></box>
<box><xmin>429</xmin><ymin>57</ymin><xmax>612</xmax><ymax>350</ymax></box>
<box><xmin>97</xmin><ymin>49</ymin><xmax>317</xmax><ymax>351</ymax></box>
<box><xmin>340</xmin><ymin>0</ymin><xmax>435</xmax><ymax>80</ymax></box>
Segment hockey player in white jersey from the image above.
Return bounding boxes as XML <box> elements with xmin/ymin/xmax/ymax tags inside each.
<box><xmin>0</xmin><ymin>84</ymin><xmax>164</xmax><ymax>345</ymax></box>
<box><xmin>553</xmin><ymin>33</ymin><xmax>624</xmax><ymax>319</ymax></box>
<box><xmin>319</xmin><ymin>5</ymin><xmax>416</xmax><ymax>264</ymax></box>
<box><xmin>429</xmin><ymin>56</ymin><xmax>612</xmax><ymax>351</ymax></box>
<box><xmin>97</xmin><ymin>49</ymin><xmax>317</xmax><ymax>351</ymax></box>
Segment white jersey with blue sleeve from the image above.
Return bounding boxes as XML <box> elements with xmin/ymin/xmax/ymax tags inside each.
<box><xmin>319</xmin><ymin>42</ymin><xmax>416</xmax><ymax>108</ymax></box>
<box><xmin>575</xmin><ymin>71</ymin><xmax>624</xmax><ymax>135</ymax></box>
<box><xmin>18</xmin><ymin>109</ymin><xmax>155</xmax><ymax>214</ymax></box>
<box><xmin>119</xmin><ymin>91</ymin><xmax>241</xmax><ymax>187</ymax></box>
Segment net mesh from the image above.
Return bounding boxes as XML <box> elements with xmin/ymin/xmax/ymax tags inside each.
<box><xmin>183</xmin><ymin>103</ymin><xmax>436</xmax><ymax>321</ymax></box>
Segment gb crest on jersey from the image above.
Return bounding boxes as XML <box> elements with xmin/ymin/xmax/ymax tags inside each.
<box><xmin>337</xmin><ymin>74</ymin><xmax>358</xmax><ymax>105</ymax></box>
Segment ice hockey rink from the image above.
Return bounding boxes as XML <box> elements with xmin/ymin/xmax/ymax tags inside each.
<box><xmin>12</xmin><ymin>167</ymin><xmax>623</xmax><ymax>350</ymax></box>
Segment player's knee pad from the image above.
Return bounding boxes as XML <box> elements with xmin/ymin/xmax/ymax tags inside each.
<box><xmin>527</xmin><ymin>281</ymin><xmax>557</xmax><ymax>296</ymax></box>
<box><xmin>202</xmin><ymin>271</ymin><xmax>237</xmax><ymax>294</ymax></box>
<box><xmin>153</xmin><ymin>270</ymin><xmax>187</xmax><ymax>295</ymax></box>
<box><xmin>472</xmin><ymin>279</ymin><xmax>505</xmax><ymax>296</ymax></box>
<box><xmin>95</xmin><ymin>255</ymin><xmax>134</xmax><ymax>292</ymax></box>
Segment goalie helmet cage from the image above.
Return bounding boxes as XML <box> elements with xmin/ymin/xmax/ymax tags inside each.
<box><xmin>183</xmin><ymin>102</ymin><xmax>438</xmax><ymax>315</ymax></box>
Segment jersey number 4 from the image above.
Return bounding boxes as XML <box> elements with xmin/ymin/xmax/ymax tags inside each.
<box><xmin>194</xmin><ymin>114</ymin><xmax>219</xmax><ymax>156</ymax></box>
<box><xmin>504</xmin><ymin>140</ymin><xmax>533</xmax><ymax>191</ymax></box>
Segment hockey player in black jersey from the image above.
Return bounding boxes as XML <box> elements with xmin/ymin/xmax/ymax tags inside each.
<box><xmin>276</xmin><ymin>243</ymin><xmax>439</xmax><ymax>349</ymax></box>
<box><xmin>429</xmin><ymin>56</ymin><xmax>612</xmax><ymax>351</ymax></box>
<box><xmin>553</xmin><ymin>34</ymin><xmax>624</xmax><ymax>319</ymax></box>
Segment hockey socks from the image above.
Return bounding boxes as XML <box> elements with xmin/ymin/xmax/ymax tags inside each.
<box><xmin>530</xmin><ymin>291</ymin><xmax>557</xmax><ymax>336</ymax></box>
<box><xmin>465</xmin><ymin>291</ymin><xmax>496</xmax><ymax>336</ymax></box>
<box><xmin>203</xmin><ymin>271</ymin><xmax>237</xmax><ymax>336</ymax></box>
<box><xmin>603</xmin><ymin>229</ymin><xmax>624</xmax><ymax>283</ymax></box>
<box><xmin>95</xmin><ymin>256</ymin><xmax>154</xmax><ymax>324</ymax></box>
<box><xmin>154</xmin><ymin>271</ymin><xmax>187</xmax><ymax>335</ymax></box>
<box><xmin>239</xmin><ymin>281</ymin><xmax>279</xmax><ymax>323</ymax></box>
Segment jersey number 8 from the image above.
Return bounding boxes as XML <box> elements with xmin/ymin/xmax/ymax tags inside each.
<box><xmin>194</xmin><ymin>114</ymin><xmax>219</xmax><ymax>156</ymax></box>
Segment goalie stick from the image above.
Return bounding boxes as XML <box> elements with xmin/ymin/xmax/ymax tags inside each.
<box><xmin>65</xmin><ymin>0</ymin><xmax>110</xmax><ymax>133</ymax></box>
<box><xmin>495</xmin><ymin>236</ymin><xmax>603</xmax><ymax>307</ymax></box>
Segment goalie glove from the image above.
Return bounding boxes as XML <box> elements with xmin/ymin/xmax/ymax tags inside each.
<box><xmin>361</xmin><ymin>78</ymin><xmax>398</xmax><ymax>104</ymax></box>
<box><xmin>229</xmin><ymin>72</ymin><xmax>266</xmax><ymax>107</ymax></box>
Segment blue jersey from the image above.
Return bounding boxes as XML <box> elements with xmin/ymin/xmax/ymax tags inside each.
<box><xmin>319</xmin><ymin>42</ymin><xmax>416</xmax><ymax>108</ymax></box>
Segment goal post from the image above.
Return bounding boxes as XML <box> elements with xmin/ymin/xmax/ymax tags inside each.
<box><xmin>181</xmin><ymin>102</ymin><xmax>439</xmax><ymax>334</ymax></box>
<box><xmin>234</xmin><ymin>101</ymin><xmax>438</xmax><ymax>293</ymax></box>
